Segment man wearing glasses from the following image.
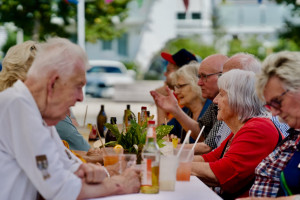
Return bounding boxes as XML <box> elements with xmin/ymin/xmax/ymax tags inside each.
<box><xmin>151</xmin><ymin>53</ymin><xmax>228</xmax><ymax>154</ymax></box>
<box><xmin>151</xmin><ymin>53</ymin><xmax>284</xmax><ymax>155</ymax></box>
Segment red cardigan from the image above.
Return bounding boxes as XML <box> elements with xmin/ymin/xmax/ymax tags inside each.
<box><xmin>202</xmin><ymin>118</ymin><xmax>279</xmax><ymax>196</ymax></box>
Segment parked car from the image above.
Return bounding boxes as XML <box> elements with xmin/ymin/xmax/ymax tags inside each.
<box><xmin>85</xmin><ymin>60</ymin><xmax>135</xmax><ymax>98</ymax></box>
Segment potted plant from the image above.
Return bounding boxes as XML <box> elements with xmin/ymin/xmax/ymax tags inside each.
<box><xmin>104</xmin><ymin>120</ymin><xmax>173</xmax><ymax>164</ymax></box>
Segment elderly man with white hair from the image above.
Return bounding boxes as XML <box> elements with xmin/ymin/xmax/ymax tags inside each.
<box><xmin>0</xmin><ymin>38</ymin><xmax>140</xmax><ymax>200</ymax></box>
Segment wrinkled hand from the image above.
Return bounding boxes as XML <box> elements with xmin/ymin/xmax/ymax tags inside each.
<box><xmin>110</xmin><ymin>168</ymin><xmax>141</xmax><ymax>194</ymax></box>
<box><xmin>74</xmin><ymin>163</ymin><xmax>107</xmax><ymax>183</ymax></box>
<box><xmin>150</xmin><ymin>86</ymin><xmax>179</xmax><ymax>114</ymax></box>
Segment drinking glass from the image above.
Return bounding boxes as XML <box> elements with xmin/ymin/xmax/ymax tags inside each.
<box><xmin>174</xmin><ymin>148</ymin><xmax>194</xmax><ymax>181</ymax></box>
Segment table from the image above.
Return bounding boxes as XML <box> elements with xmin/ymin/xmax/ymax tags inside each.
<box><xmin>89</xmin><ymin>176</ymin><xmax>223</xmax><ymax>200</ymax></box>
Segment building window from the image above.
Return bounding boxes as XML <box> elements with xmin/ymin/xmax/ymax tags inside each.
<box><xmin>177</xmin><ymin>12</ymin><xmax>186</xmax><ymax>20</ymax></box>
<box><xmin>102</xmin><ymin>40</ymin><xmax>112</xmax><ymax>50</ymax></box>
<box><xmin>118</xmin><ymin>33</ymin><xmax>128</xmax><ymax>56</ymax></box>
<box><xmin>192</xmin><ymin>12</ymin><xmax>201</xmax><ymax>19</ymax></box>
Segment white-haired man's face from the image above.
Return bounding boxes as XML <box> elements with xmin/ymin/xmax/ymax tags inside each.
<box><xmin>264</xmin><ymin>76</ymin><xmax>300</xmax><ymax>129</ymax></box>
<box><xmin>42</xmin><ymin>64</ymin><xmax>86</xmax><ymax>126</ymax></box>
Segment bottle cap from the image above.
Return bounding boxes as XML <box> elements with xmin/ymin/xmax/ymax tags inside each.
<box><xmin>141</xmin><ymin>106</ymin><xmax>147</xmax><ymax>110</ymax></box>
<box><xmin>148</xmin><ymin>120</ymin><xmax>155</xmax><ymax>125</ymax></box>
<box><xmin>127</xmin><ymin>104</ymin><xmax>130</xmax><ymax>110</ymax></box>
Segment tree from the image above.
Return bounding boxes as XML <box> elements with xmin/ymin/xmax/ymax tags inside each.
<box><xmin>85</xmin><ymin>0</ymin><xmax>132</xmax><ymax>43</ymax></box>
<box><xmin>0</xmin><ymin>0</ymin><xmax>76</xmax><ymax>41</ymax></box>
<box><xmin>273</xmin><ymin>0</ymin><xmax>300</xmax><ymax>50</ymax></box>
<box><xmin>0</xmin><ymin>0</ymin><xmax>132</xmax><ymax>43</ymax></box>
<box><xmin>227</xmin><ymin>35</ymin><xmax>267</xmax><ymax>61</ymax></box>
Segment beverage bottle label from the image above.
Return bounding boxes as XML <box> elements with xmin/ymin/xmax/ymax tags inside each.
<box><xmin>141</xmin><ymin>159</ymin><xmax>152</xmax><ymax>186</ymax></box>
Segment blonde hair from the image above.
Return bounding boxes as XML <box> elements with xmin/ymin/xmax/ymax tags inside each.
<box><xmin>256</xmin><ymin>51</ymin><xmax>300</xmax><ymax>101</ymax></box>
<box><xmin>171</xmin><ymin>61</ymin><xmax>205</xmax><ymax>103</ymax></box>
<box><xmin>0</xmin><ymin>41</ymin><xmax>38</xmax><ymax>91</ymax></box>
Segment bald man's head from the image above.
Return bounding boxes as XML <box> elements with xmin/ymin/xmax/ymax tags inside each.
<box><xmin>223</xmin><ymin>53</ymin><xmax>261</xmax><ymax>74</ymax></box>
<box><xmin>198</xmin><ymin>54</ymin><xmax>228</xmax><ymax>99</ymax></box>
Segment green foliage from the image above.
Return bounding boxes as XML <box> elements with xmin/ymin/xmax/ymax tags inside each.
<box><xmin>104</xmin><ymin>120</ymin><xmax>174</xmax><ymax>153</ymax></box>
<box><xmin>0</xmin><ymin>0</ymin><xmax>132</xmax><ymax>43</ymax></box>
<box><xmin>0</xmin><ymin>0</ymin><xmax>76</xmax><ymax>41</ymax></box>
<box><xmin>273</xmin><ymin>38</ymin><xmax>300</xmax><ymax>52</ymax></box>
<box><xmin>85</xmin><ymin>0</ymin><xmax>132</xmax><ymax>42</ymax></box>
<box><xmin>273</xmin><ymin>1</ymin><xmax>300</xmax><ymax>50</ymax></box>
<box><xmin>164</xmin><ymin>36</ymin><xmax>217</xmax><ymax>60</ymax></box>
<box><xmin>227</xmin><ymin>35</ymin><xmax>266</xmax><ymax>61</ymax></box>
<box><xmin>1</xmin><ymin>30</ymin><xmax>16</xmax><ymax>54</ymax></box>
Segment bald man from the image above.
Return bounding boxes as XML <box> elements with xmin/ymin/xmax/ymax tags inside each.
<box><xmin>150</xmin><ymin>54</ymin><xmax>228</xmax><ymax>154</ymax></box>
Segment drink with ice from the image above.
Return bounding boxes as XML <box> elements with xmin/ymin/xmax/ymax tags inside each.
<box><xmin>174</xmin><ymin>148</ymin><xmax>194</xmax><ymax>181</ymax></box>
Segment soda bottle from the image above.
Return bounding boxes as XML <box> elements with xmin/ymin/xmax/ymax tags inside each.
<box><xmin>97</xmin><ymin>105</ymin><xmax>107</xmax><ymax>138</ymax></box>
<box><xmin>140</xmin><ymin>120</ymin><xmax>160</xmax><ymax>194</ymax></box>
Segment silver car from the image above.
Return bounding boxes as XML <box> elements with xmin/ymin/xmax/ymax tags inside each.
<box><xmin>85</xmin><ymin>60</ymin><xmax>135</xmax><ymax>98</ymax></box>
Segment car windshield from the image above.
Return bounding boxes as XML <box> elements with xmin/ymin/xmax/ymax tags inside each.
<box><xmin>87</xmin><ymin>66</ymin><xmax>122</xmax><ymax>74</ymax></box>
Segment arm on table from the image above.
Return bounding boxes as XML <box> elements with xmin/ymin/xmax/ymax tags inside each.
<box><xmin>150</xmin><ymin>87</ymin><xmax>200</xmax><ymax>137</ymax></box>
<box><xmin>76</xmin><ymin>168</ymin><xmax>140</xmax><ymax>199</ymax></box>
<box><xmin>194</xmin><ymin>142</ymin><xmax>212</xmax><ymax>155</ymax></box>
<box><xmin>191</xmin><ymin>158</ymin><xmax>219</xmax><ymax>187</ymax></box>
<box><xmin>177</xmin><ymin>142</ymin><xmax>212</xmax><ymax>155</ymax></box>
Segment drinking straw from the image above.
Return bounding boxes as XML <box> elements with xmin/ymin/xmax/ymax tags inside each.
<box><xmin>83</xmin><ymin>105</ymin><xmax>88</xmax><ymax>127</ymax></box>
<box><xmin>176</xmin><ymin>130</ymin><xmax>191</xmax><ymax>158</ymax></box>
<box><xmin>191</xmin><ymin>126</ymin><xmax>205</xmax><ymax>151</ymax></box>
<box><xmin>95</xmin><ymin>125</ymin><xmax>107</xmax><ymax>155</ymax></box>
<box><xmin>186</xmin><ymin>126</ymin><xmax>206</xmax><ymax>159</ymax></box>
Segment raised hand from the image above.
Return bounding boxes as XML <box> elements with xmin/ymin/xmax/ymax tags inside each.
<box><xmin>150</xmin><ymin>86</ymin><xmax>179</xmax><ymax>114</ymax></box>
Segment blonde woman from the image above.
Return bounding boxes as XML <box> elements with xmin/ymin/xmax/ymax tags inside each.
<box><xmin>0</xmin><ymin>41</ymin><xmax>38</xmax><ymax>91</ymax></box>
<box><xmin>167</xmin><ymin>62</ymin><xmax>212</xmax><ymax>143</ymax></box>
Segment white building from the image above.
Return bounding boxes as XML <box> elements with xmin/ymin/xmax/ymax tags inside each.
<box><xmin>85</xmin><ymin>0</ymin><xmax>290</xmax><ymax>73</ymax></box>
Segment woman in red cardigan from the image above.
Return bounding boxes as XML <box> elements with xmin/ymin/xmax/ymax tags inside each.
<box><xmin>191</xmin><ymin>69</ymin><xmax>280</xmax><ymax>199</ymax></box>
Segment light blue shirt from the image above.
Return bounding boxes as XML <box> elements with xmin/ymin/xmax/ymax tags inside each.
<box><xmin>56</xmin><ymin>115</ymin><xmax>90</xmax><ymax>151</ymax></box>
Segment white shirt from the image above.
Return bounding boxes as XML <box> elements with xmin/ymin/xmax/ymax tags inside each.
<box><xmin>0</xmin><ymin>80</ymin><xmax>82</xmax><ymax>200</ymax></box>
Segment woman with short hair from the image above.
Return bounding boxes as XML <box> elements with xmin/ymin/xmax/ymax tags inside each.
<box><xmin>167</xmin><ymin>62</ymin><xmax>212</xmax><ymax>143</ymax></box>
<box><xmin>192</xmin><ymin>69</ymin><xmax>279</xmax><ymax>199</ymax></box>
<box><xmin>247</xmin><ymin>51</ymin><xmax>300</xmax><ymax>198</ymax></box>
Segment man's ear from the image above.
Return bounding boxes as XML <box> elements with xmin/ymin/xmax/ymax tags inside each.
<box><xmin>47</xmin><ymin>74</ymin><xmax>59</xmax><ymax>98</ymax></box>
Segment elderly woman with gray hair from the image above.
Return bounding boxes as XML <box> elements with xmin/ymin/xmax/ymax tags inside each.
<box><xmin>192</xmin><ymin>69</ymin><xmax>280</xmax><ymax>199</ymax></box>
<box><xmin>167</xmin><ymin>62</ymin><xmax>212</xmax><ymax>143</ymax></box>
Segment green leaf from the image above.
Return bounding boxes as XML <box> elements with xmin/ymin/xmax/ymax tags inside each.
<box><xmin>156</xmin><ymin>124</ymin><xmax>174</xmax><ymax>140</ymax></box>
<box><xmin>104</xmin><ymin>120</ymin><xmax>173</xmax><ymax>154</ymax></box>
<box><xmin>105</xmin><ymin>123</ymin><xmax>120</xmax><ymax>138</ymax></box>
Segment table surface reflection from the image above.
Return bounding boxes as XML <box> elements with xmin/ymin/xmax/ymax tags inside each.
<box><xmin>88</xmin><ymin>176</ymin><xmax>223</xmax><ymax>200</ymax></box>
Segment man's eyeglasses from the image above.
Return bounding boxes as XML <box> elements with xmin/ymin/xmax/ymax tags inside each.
<box><xmin>174</xmin><ymin>83</ymin><xmax>189</xmax><ymax>90</ymax></box>
<box><xmin>264</xmin><ymin>89</ymin><xmax>289</xmax><ymax>111</ymax></box>
<box><xmin>198</xmin><ymin>72</ymin><xmax>222</xmax><ymax>82</ymax></box>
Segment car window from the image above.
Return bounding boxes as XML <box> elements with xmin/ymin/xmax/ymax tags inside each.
<box><xmin>87</xmin><ymin>66</ymin><xmax>122</xmax><ymax>74</ymax></box>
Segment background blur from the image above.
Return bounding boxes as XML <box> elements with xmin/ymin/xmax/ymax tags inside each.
<box><xmin>1</xmin><ymin>0</ymin><xmax>300</xmax><ymax>121</ymax></box>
